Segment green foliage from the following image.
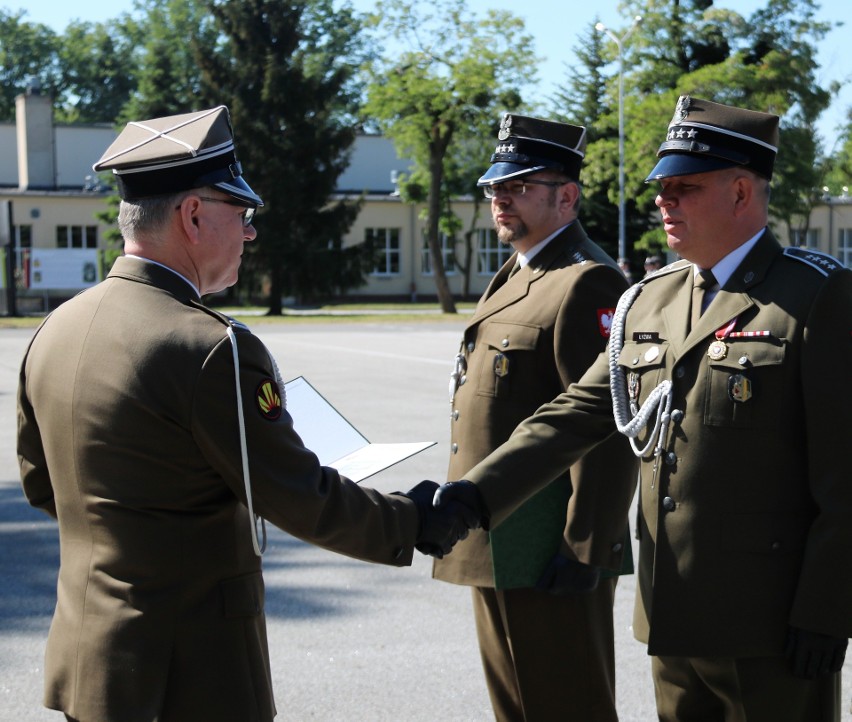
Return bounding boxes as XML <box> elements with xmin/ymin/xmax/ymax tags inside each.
<box><xmin>198</xmin><ymin>0</ymin><xmax>369</xmax><ymax>310</ymax></box>
<box><xmin>0</xmin><ymin>9</ymin><xmax>60</xmax><ymax>120</ymax></box>
<box><xmin>363</xmin><ymin>0</ymin><xmax>536</xmax><ymax>307</ymax></box>
<box><xmin>555</xmin><ymin>0</ymin><xmax>837</xmax><ymax>260</ymax></box>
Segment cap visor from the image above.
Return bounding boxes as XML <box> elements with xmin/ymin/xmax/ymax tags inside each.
<box><xmin>644</xmin><ymin>154</ymin><xmax>738</xmax><ymax>182</ymax></box>
<box><xmin>214</xmin><ymin>176</ymin><xmax>264</xmax><ymax>206</ymax></box>
<box><xmin>477</xmin><ymin>162</ymin><xmax>548</xmax><ymax>186</ymax></box>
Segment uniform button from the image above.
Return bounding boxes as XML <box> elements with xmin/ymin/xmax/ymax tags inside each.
<box><xmin>612</xmin><ymin>542</ymin><xmax>623</xmax><ymax>553</ymax></box>
<box><xmin>674</xmin><ymin>367</ymin><xmax>686</xmax><ymax>379</ymax></box>
<box><xmin>451</xmin><ymin>443</ymin><xmax>458</xmax><ymax>454</ymax></box>
<box><xmin>452</xmin><ymin>409</ymin><xmax>459</xmax><ymax>420</ymax></box>
<box><xmin>459</xmin><ymin>375</ymin><xmax>466</xmax><ymax>386</ymax></box>
<box><xmin>665</xmin><ymin>452</ymin><xmax>677</xmax><ymax>466</ymax></box>
<box><xmin>671</xmin><ymin>409</ymin><xmax>684</xmax><ymax>423</ymax></box>
<box><xmin>501</xmin><ymin>338</ymin><xmax>510</xmax><ymax>348</ymax></box>
<box><xmin>738</xmin><ymin>355</ymin><xmax>750</xmax><ymax>366</ymax></box>
<box><xmin>467</xmin><ymin>342</ymin><xmax>475</xmax><ymax>353</ymax></box>
<box><xmin>662</xmin><ymin>496</ymin><xmax>676</xmax><ymax>512</ymax></box>
<box><xmin>632</xmin><ymin>357</ymin><xmax>640</xmax><ymax>365</ymax></box>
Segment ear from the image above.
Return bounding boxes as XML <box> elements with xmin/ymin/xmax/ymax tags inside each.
<box><xmin>731</xmin><ymin>174</ymin><xmax>754</xmax><ymax>217</ymax></box>
<box><xmin>560</xmin><ymin>181</ymin><xmax>581</xmax><ymax>212</ymax></box>
<box><xmin>175</xmin><ymin>195</ymin><xmax>204</xmax><ymax>245</ymax></box>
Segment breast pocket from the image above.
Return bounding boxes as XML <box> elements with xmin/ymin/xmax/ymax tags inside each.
<box><xmin>476</xmin><ymin>321</ymin><xmax>541</xmax><ymax>399</ymax></box>
<box><xmin>617</xmin><ymin>340</ymin><xmax>670</xmax><ymax>406</ymax></box>
<box><xmin>704</xmin><ymin>338</ymin><xmax>786</xmax><ymax>428</ymax></box>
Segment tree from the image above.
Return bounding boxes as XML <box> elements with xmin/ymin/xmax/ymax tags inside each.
<box><xmin>580</xmin><ymin>0</ymin><xmax>835</xmax><ymax>256</ymax></box>
<box><xmin>55</xmin><ymin>18</ymin><xmax>142</xmax><ymax>124</ymax></box>
<box><xmin>198</xmin><ymin>0</ymin><xmax>370</xmax><ymax>311</ymax></box>
<box><xmin>363</xmin><ymin>0</ymin><xmax>535</xmax><ymax>313</ymax></box>
<box><xmin>549</xmin><ymin>19</ymin><xmax>620</xmax><ymax>260</ymax></box>
<box><xmin>0</xmin><ymin>9</ymin><xmax>61</xmax><ymax>121</ymax></box>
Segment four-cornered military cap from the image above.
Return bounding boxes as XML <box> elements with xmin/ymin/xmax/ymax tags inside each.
<box><xmin>93</xmin><ymin>105</ymin><xmax>263</xmax><ymax>206</ymax></box>
<box><xmin>645</xmin><ymin>95</ymin><xmax>779</xmax><ymax>182</ymax></box>
<box><xmin>478</xmin><ymin>113</ymin><xmax>587</xmax><ymax>186</ymax></box>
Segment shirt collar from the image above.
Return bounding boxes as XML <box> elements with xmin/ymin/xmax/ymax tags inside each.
<box><xmin>696</xmin><ymin>228</ymin><xmax>765</xmax><ymax>288</ymax></box>
<box><xmin>516</xmin><ymin>222</ymin><xmax>572</xmax><ymax>268</ymax></box>
<box><xmin>125</xmin><ymin>254</ymin><xmax>201</xmax><ymax>297</ymax></box>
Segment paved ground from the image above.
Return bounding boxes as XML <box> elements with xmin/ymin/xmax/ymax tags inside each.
<box><xmin>0</xmin><ymin>320</ymin><xmax>849</xmax><ymax>721</ymax></box>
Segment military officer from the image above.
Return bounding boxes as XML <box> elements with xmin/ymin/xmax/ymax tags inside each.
<box><xmin>433</xmin><ymin>114</ymin><xmax>637</xmax><ymax>721</ymax></box>
<box><xmin>17</xmin><ymin>106</ymin><xmax>476</xmax><ymax>722</ymax></box>
<box><xmin>436</xmin><ymin>96</ymin><xmax>852</xmax><ymax>721</ymax></box>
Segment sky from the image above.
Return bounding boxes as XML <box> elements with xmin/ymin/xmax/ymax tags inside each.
<box><xmin>15</xmin><ymin>0</ymin><xmax>852</xmax><ymax>148</ymax></box>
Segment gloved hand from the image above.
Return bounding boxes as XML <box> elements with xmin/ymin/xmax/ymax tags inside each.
<box><xmin>535</xmin><ymin>553</ymin><xmax>601</xmax><ymax>595</ymax></box>
<box><xmin>398</xmin><ymin>480</ymin><xmax>481</xmax><ymax>559</ymax></box>
<box><xmin>785</xmin><ymin>626</ymin><xmax>848</xmax><ymax>679</ymax></box>
<box><xmin>433</xmin><ymin>480</ymin><xmax>490</xmax><ymax>531</ymax></box>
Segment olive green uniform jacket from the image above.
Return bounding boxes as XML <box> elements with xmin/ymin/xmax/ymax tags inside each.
<box><xmin>463</xmin><ymin>230</ymin><xmax>852</xmax><ymax>656</ymax></box>
<box><xmin>17</xmin><ymin>256</ymin><xmax>419</xmax><ymax>722</ymax></box>
<box><xmin>434</xmin><ymin>222</ymin><xmax>637</xmax><ymax>588</ymax></box>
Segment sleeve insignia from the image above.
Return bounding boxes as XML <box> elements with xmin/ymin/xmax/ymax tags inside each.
<box><xmin>598</xmin><ymin>308</ymin><xmax>615</xmax><ymax>337</ymax></box>
<box><xmin>256</xmin><ymin>379</ymin><xmax>282</xmax><ymax>420</ymax></box>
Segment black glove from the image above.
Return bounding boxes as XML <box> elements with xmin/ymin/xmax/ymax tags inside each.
<box><xmin>785</xmin><ymin>626</ymin><xmax>848</xmax><ymax>679</ymax></box>
<box><xmin>433</xmin><ymin>480</ymin><xmax>490</xmax><ymax>531</ymax></box>
<box><xmin>398</xmin><ymin>480</ymin><xmax>481</xmax><ymax>559</ymax></box>
<box><xmin>535</xmin><ymin>553</ymin><xmax>601</xmax><ymax>595</ymax></box>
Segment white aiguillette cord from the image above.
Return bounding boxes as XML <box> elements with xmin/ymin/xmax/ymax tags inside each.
<box><xmin>608</xmin><ymin>283</ymin><xmax>674</xmax><ymax>460</ymax></box>
<box><xmin>226</xmin><ymin>326</ymin><xmax>267</xmax><ymax>557</ymax></box>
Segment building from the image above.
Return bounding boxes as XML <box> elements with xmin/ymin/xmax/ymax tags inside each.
<box><xmin>2</xmin><ymin>90</ymin><xmax>849</xmax><ymax>311</ymax></box>
<box><xmin>0</xmin><ymin>90</ymin><xmax>507</xmax><ymax>311</ymax></box>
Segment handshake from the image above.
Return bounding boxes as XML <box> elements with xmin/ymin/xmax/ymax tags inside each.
<box><xmin>398</xmin><ymin>480</ymin><xmax>488</xmax><ymax>559</ymax></box>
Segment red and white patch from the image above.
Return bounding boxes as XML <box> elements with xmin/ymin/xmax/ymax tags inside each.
<box><xmin>256</xmin><ymin>379</ymin><xmax>282</xmax><ymax>420</ymax></box>
<box><xmin>597</xmin><ymin>308</ymin><xmax>616</xmax><ymax>338</ymax></box>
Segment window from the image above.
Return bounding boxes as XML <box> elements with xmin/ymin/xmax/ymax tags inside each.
<box><xmin>13</xmin><ymin>224</ymin><xmax>32</xmax><ymax>248</ymax></box>
<box><xmin>790</xmin><ymin>228</ymin><xmax>820</xmax><ymax>248</ymax></box>
<box><xmin>56</xmin><ymin>225</ymin><xmax>98</xmax><ymax>249</ymax></box>
<box><xmin>421</xmin><ymin>234</ymin><xmax>456</xmax><ymax>275</ymax></box>
<box><xmin>476</xmin><ymin>228</ymin><xmax>511</xmax><ymax>274</ymax></box>
<box><xmin>839</xmin><ymin>229</ymin><xmax>852</xmax><ymax>267</ymax></box>
<box><xmin>366</xmin><ymin>227</ymin><xmax>400</xmax><ymax>275</ymax></box>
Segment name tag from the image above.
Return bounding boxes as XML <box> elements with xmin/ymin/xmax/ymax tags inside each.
<box><xmin>633</xmin><ymin>332</ymin><xmax>660</xmax><ymax>343</ymax></box>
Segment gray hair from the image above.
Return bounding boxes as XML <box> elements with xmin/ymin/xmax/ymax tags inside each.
<box><xmin>117</xmin><ymin>191</ymin><xmax>192</xmax><ymax>240</ymax></box>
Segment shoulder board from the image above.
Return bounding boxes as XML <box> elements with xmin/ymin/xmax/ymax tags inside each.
<box><xmin>189</xmin><ymin>300</ymin><xmax>252</xmax><ymax>331</ymax></box>
<box><xmin>569</xmin><ymin>248</ymin><xmax>593</xmax><ymax>265</ymax></box>
<box><xmin>782</xmin><ymin>247</ymin><xmax>845</xmax><ymax>277</ymax></box>
<box><xmin>641</xmin><ymin>258</ymin><xmax>691</xmax><ymax>283</ymax></box>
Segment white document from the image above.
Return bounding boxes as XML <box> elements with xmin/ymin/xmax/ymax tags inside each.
<box><xmin>284</xmin><ymin>376</ymin><xmax>435</xmax><ymax>483</ymax></box>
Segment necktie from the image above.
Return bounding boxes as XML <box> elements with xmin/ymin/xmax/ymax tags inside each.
<box><xmin>690</xmin><ymin>268</ymin><xmax>717</xmax><ymax>329</ymax></box>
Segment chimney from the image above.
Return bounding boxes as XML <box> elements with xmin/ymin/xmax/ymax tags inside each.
<box><xmin>16</xmin><ymin>79</ymin><xmax>56</xmax><ymax>190</ymax></box>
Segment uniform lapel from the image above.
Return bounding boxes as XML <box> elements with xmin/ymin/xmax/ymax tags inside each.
<box><xmin>669</xmin><ymin>230</ymin><xmax>781</xmax><ymax>359</ymax></box>
<box><xmin>469</xmin><ymin>226</ymin><xmax>572</xmax><ymax>326</ymax></box>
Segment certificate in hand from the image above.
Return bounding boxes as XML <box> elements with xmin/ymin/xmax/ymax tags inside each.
<box><xmin>284</xmin><ymin>376</ymin><xmax>435</xmax><ymax>483</ymax></box>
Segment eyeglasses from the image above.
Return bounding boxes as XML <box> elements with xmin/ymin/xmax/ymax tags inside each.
<box><xmin>483</xmin><ymin>179</ymin><xmax>568</xmax><ymax>199</ymax></box>
<box><xmin>175</xmin><ymin>196</ymin><xmax>257</xmax><ymax>227</ymax></box>
<box><xmin>198</xmin><ymin>197</ymin><xmax>257</xmax><ymax>227</ymax></box>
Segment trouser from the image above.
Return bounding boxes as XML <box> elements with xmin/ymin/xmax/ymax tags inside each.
<box><xmin>471</xmin><ymin>579</ymin><xmax>618</xmax><ymax>722</ymax></box>
<box><xmin>652</xmin><ymin>653</ymin><xmax>841</xmax><ymax>722</ymax></box>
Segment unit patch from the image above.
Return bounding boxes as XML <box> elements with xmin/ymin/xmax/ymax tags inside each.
<box><xmin>256</xmin><ymin>379</ymin><xmax>282</xmax><ymax>420</ymax></box>
<box><xmin>598</xmin><ymin>308</ymin><xmax>615</xmax><ymax>337</ymax></box>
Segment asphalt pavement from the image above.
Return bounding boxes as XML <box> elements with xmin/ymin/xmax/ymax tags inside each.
<box><xmin>0</xmin><ymin>320</ymin><xmax>849</xmax><ymax>721</ymax></box>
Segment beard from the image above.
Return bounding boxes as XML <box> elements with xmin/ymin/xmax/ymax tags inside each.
<box><xmin>496</xmin><ymin>220</ymin><xmax>528</xmax><ymax>245</ymax></box>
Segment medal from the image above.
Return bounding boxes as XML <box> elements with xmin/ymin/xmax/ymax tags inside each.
<box><xmin>707</xmin><ymin>340</ymin><xmax>728</xmax><ymax>361</ymax></box>
<box><xmin>708</xmin><ymin>317</ymin><xmax>738</xmax><ymax>361</ymax></box>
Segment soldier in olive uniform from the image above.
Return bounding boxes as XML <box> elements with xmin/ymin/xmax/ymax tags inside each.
<box><xmin>17</xmin><ymin>106</ymin><xmax>475</xmax><ymax>722</ymax></box>
<box><xmin>433</xmin><ymin>114</ymin><xmax>637</xmax><ymax>722</ymax></box>
<box><xmin>436</xmin><ymin>97</ymin><xmax>852</xmax><ymax>721</ymax></box>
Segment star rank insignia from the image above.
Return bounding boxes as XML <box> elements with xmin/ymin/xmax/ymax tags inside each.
<box><xmin>256</xmin><ymin>378</ymin><xmax>282</xmax><ymax>420</ymax></box>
